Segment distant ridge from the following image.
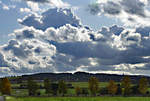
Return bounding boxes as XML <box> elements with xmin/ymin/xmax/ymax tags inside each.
<box><xmin>9</xmin><ymin>72</ymin><xmax>150</xmax><ymax>84</ymax></box>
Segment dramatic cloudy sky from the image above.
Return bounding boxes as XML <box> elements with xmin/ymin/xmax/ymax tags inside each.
<box><xmin>1</xmin><ymin>0</ymin><xmax>150</xmax><ymax>76</ymax></box>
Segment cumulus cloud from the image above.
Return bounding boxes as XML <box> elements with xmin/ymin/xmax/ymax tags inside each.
<box><xmin>0</xmin><ymin>38</ymin><xmax>56</xmax><ymax>75</ymax></box>
<box><xmin>18</xmin><ymin>8</ymin><xmax>81</xmax><ymax>30</ymax></box>
<box><xmin>24</xmin><ymin>0</ymin><xmax>70</xmax><ymax>13</ymax></box>
<box><xmin>26</xmin><ymin>1</ymin><xmax>41</xmax><ymax>12</ymax></box>
<box><xmin>88</xmin><ymin>0</ymin><xmax>150</xmax><ymax>26</ymax></box>
<box><xmin>44</xmin><ymin>24</ymin><xmax>91</xmax><ymax>42</ymax></box>
<box><xmin>2</xmin><ymin>7</ymin><xmax>150</xmax><ymax>76</ymax></box>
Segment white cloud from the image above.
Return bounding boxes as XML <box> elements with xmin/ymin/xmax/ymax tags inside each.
<box><xmin>24</xmin><ymin>0</ymin><xmax>70</xmax><ymax>14</ymax></box>
<box><xmin>3</xmin><ymin>5</ymin><xmax>10</xmax><ymax>10</ymax></box>
<box><xmin>44</xmin><ymin>24</ymin><xmax>91</xmax><ymax>43</ymax></box>
<box><xmin>27</xmin><ymin>1</ymin><xmax>41</xmax><ymax>12</ymax></box>
<box><xmin>0</xmin><ymin>38</ymin><xmax>56</xmax><ymax>74</ymax></box>
<box><xmin>24</xmin><ymin>0</ymin><xmax>70</xmax><ymax>8</ymax></box>
<box><xmin>0</xmin><ymin>1</ymin><xmax>16</xmax><ymax>11</ymax></box>
<box><xmin>20</xmin><ymin>8</ymin><xmax>31</xmax><ymax>13</ymax></box>
<box><xmin>48</xmin><ymin>0</ymin><xmax>70</xmax><ymax>8</ymax></box>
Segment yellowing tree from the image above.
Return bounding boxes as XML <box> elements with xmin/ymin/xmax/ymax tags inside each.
<box><xmin>88</xmin><ymin>77</ymin><xmax>99</xmax><ymax>96</ymax></box>
<box><xmin>75</xmin><ymin>86</ymin><xmax>82</xmax><ymax>96</ymax></box>
<box><xmin>107</xmin><ymin>80</ymin><xmax>118</xmax><ymax>95</ymax></box>
<box><xmin>1</xmin><ymin>78</ymin><xmax>11</xmax><ymax>95</ymax></box>
<box><xmin>121</xmin><ymin>76</ymin><xmax>131</xmax><ymax>96</ymax></box>
<box><xmin>138</xmin><ymin>77</ymin><xmax>148</xmax><ymax>95</ymax></box>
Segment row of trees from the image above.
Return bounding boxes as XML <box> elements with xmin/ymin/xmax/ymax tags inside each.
<box><xmin>0</xmin><ymin>76</ymin><xmax>149</xmax><ymax>96</ymax></box>
<box><xmin>28</xmin><ymin>76</ymin><xmax>149</xmax><ymax>96</ymax></box>
<box><xmin>28</xmin><ymin>78</ymin><xmax>68</xmax><ymax>96</ymax></box>
<box><xmin>85</xmin><ymin>76</ymin><xmax>149</xmax><ymax>96</ymax></box>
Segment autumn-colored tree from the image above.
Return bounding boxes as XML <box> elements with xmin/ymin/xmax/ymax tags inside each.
<box><xmin>27</xmin><ymin>78</ymin><xmax>39</xmax><ymax>96</ymax></box>
<box><xmin>75</xmin><ymin>86</ymin><xmax>82</xmax><ymax>96</ymax></box>
<box><xmin>138</xmin><ymin>77</ymin><xmax>148</xmax><ymax>95</ymax></box>
<box><xmin>107</xmin><ymin>80</ymin><xmax>118</xmax><ymax>95</ymax></box>
<box><xmin>58</xmin><ymin>80</ymin><xmax>67</xmax><ymax>96</ymax></box>
<box><xmin>88</xmin><ymin>77</ymin><xmax>99</xmax><ymax>96</ymax></box>
<box><xmin>121</xmin><ymin>76</ymin><xmax>131</xmax><ymax>96</ymax></box>
<box><xmin>1</xmin><ymin>78</ymin><xmax>11</xmax><ymax>95</ymax></box>
<box><xmin>44</xmin><ymin>78</ymin><xmax>52</xmax><ymax>95</ymax></box>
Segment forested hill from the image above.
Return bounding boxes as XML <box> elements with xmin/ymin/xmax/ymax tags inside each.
<box><xmin>10</xmin><ymin>72</ymin><xmax>150</xmax><ymax>84</ymax></box>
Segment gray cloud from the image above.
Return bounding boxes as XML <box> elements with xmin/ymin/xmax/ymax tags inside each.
<box><xmin>103</xmin><ymin>1</ymin><xmax>121</xmax><ymax>15</ymax></box>
<box><xmin>88</xmin><ymin>3</ymin><xmax>101</xmax><ymax>15</ymax></box>
<box><xmin>120</xmin><ymin>0</ymin><xmax>146</xmax><ymax>17</ymax></box>
<box><xmin>88</xmin><ymin>0</ymin><xmax>147</xmax><ymax>17</ymax></box>
<box><xmin>88</xmin><ymin>0</ymin><xmax>150</xmax><ymax>26</ymax></box>
<box><xmin>136</xmin><ymin>26</ymin><xmax>150</xmax><ymax>36</ymax></box>
<box><xmin>19</xmin><ymin>8</ymin><xmax>81</xmax><ymax>31</ymax></box>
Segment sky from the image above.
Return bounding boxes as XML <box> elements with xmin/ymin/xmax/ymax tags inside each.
<box><xmin>0</xmin><ymin>0</ymin><xmax>120</xmax><ymax>44</ymax></box>
<box><xmin>1</xmin><ymin>0</ymin><xmax>150</xmax><ymax>76</ymax></box>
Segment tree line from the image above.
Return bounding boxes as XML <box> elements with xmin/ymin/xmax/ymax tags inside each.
<box><xmin>0</xmin><ymin>76</ymin><xmax>149</xmax><ymax>96</ymax></box>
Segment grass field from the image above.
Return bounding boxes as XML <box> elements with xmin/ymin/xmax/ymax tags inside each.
<box><xmin>71</xmin><ymin>82</ymin><xmax>108</xmax><ymax>88</ymax></box>
<box><xmin>6</xmin><ymin>96</ymin><xmax>150</xmax><ymax>101</ymax></box>
<box><xmin>10</xmin><ymin>82</ymin><xmax>150</xmax><ymax>96</ymax></box>
<box><xmin>5</xmin><ymin>82</ymin><xmax>150</xmax><ymax>101</ymax></box>
<box><xmin>11</xmin><ymin>82</ymin><xmax>109</xmax><ymax>96</ymax></box>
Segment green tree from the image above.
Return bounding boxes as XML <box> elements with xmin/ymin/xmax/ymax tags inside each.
<box><xmin>27</xmin><ymin>78</ymin><xmax>38</xmax><ymax>96</ymax></box>
<box><xmin>51</xmin><ymin>83</ymin><xmax>58</xmax><ymax>96</ymax></box>
<box><xmin>1</xmin><ymin>78</ymin><xmax>11</xmax><ymax>95</ymax></box>
<box><xmin>116</xmin><ymin>84</ymin><xmax>122</xmax><ymax>95</ymax></box>
<box><xmin>44</xmin><ymin>78</ymin><xmax>51</xmax><ymax>95</ymax></box>
<box><xmin>138</xmin><ymin>77</ymin><xmax>148</xmax><ymax>95</ymax></box>
<box><xmin>82</xmin><ymin>88</ymin><xmax>89</xmax><ymax>96</ymax></box>
<box><xmin>107</xmin><ymin>80</ymin><xmax>118</xmax><ymax>95</ymax></box>
<box><xmin>0</xmin><ymin>79</ymin><xmax>2</xmax><ymax>93</ymax></box>
<box><xmin>121</xmin><ymin>76</ymin><xmax>131</xmax><ymax>96</ymax></box>
<box><xmin>88</xmin><ymin>77</ymin><xmax>99</xmax><ymax>96</ymax></box>
<box><xmin>75</xmin><ymin>86</ymin><xmax>82</xmax><ymax>96</ymax></box>
<box><xmin>58</xmin><ymin>80</ymin><xmax>67</xmax><ymax>96</ymax></box>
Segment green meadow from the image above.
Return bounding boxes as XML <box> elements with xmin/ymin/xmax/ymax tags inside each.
<box><xmin>10</xmin><ymin>82</ymin><xmax>150</xmax><ymax>96</ymax></box>
<box><xmin>4</xmin><ymin>81</ymin><xmax>150</xmax><ymax>101</ymax></box>
<box><xmin>11</xmin><ymin>82</ymin><xmax>109</xmax><ymax>96</ymax></box>
<box><xmin>6</xmin><ymin>96</ymin><xmax>150</xmax><ymax>101</ymax></box>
